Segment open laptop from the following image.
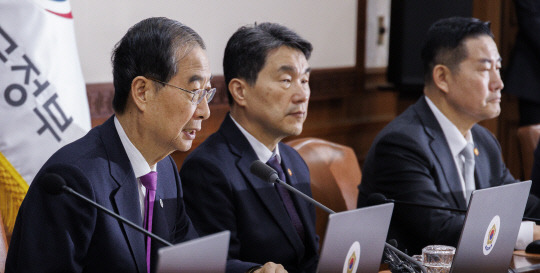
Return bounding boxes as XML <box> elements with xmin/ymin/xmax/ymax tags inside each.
<box><xmin>316</xmin><ymin>203</ymin><xmax>394</xmax><ymax>273</ymax></box>
<box><xmin>449</xmin><ymin>181</ymin><xmax>532</xmax><ymax>273</ymax></box>
<box><xmin>156</xmin><ymin>230</ymin><xmax>230</xmax><ymax>273</ymax></box>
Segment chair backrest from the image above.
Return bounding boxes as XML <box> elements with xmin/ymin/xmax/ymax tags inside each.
<box><xmin>286</xmin><ymin>137</ymin><xmax>361</xmax><ymax>244</ymax></box>
<box><xmin>517</xmin><ymin>124</ymin><xmax>540</xmax><ymax>180</ymax></box>
<box><xmin>0</xmin><ymin>210</ymin><xmax>8</xmax><ymax>272</ymax></box>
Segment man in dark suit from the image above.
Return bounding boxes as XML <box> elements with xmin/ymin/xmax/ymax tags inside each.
<box><xmin>357</xmin><ymin>17</ymin><xmax>540</xmax><ymax>255</ymax></box>
<box><xmin>180</xmin><ymin>23</ymin><xmax>317</xmax><ymax>273</ymax></box>
<box><xmin>504</xmin><ymin>0</ymin><xmax>540</xmax><ymax>126</ymax></box>
<box><xmin>507</xmin><ymin>0</ymin><xmax>540</xmax><ymax>197</ymax></box>
<box><xmin>6</xmin><ymin>17</ymin><xmax>212</xmax><ymax>272</ymax></box>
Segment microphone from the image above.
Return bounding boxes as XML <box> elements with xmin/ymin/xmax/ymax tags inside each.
<box><xmin>367</xmin><ymin>193</ymin><xmax>540</xmax><ymax>223</ymax></box>
<box><xmin>367</xmin><ymin>193</ymin><xmax>466</xmax><ymax>213</ymax></box>
<box><xmin>40</xmin><ymin>173</ymin><xmax>173</xmax><ymax>247</ymax></box>
<box><xmin>250</xmin><ymin>160</ymin><xmax>335</xmax><ymax>214</ymax></box>
<box><xmin>250</xmin><ymin>160</ymin><xmax>426</xmax><ymax>273</ymax></box>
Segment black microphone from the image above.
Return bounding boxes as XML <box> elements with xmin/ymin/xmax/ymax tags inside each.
<box><xmin>250</xmin><ymin>160</ymin><xmax>335</xmax><ymax>214</ymax></box>
<box><xmin>41</xmin><ymin>173</ymin><xmax>172</xmax><ymax>247</ymax></box>
<box><xmin>367</xmin><ymin>193</ymin><xmax>466</xmax><ymax>213</ymax></box>
<box><xmin>250</xmin><ymin>160</ymin><xmax>426</xmax><ymax>273</ymax></box>
<box><xmin>367</xmin><ymin>193</ymin><xmax>540</xmax><ymax>223</ymax></box>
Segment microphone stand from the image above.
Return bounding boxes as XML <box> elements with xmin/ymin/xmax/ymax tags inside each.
<box><xmin>251</xmin><ymin>160</ymin><xmax>426</xmax><ymax>273</ymax></box>
<box><xmin>383</xmin><ymin>242</ymin><xmax>425</xmax><ymax>273</ymax></box>
<box><xmin>386</xmin><ymin>198</ymin><xmax>466</xmax><ymax>213</ymax></box>
<box><xmin>273</xmin><ymin>179</ymin><xmax>426</xmax><ymax>272</ymax></box>
<box><xmin>274</xmin><ymin>178</ymin><xmax>336</xmax><ymax>215</ymax></box>
<box><xmin>62</xmin><ymin>185</ymin><xmax>173</xmax><ymax>247</ymax></box>
<box><xmin>386</xmin><ymin>196</ymin><xmax>540</xmax><ymax>223</ymax></box>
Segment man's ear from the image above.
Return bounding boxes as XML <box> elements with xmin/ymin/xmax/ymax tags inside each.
<box><xmin>130</xmin><ymin>76</ymin><xmax>152</xmax><ymax>111</ymax></box>
<box><xmin>432</xmin><ymin>64</ymin><xmax>452</xmax><ymax>94</ymax></box>
<box><xmin>228</xmin><ymin>78</ymin><xmax>249</xmax><ymax>107</ymax></box>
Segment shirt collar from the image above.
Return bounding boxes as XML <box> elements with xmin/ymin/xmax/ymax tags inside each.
<box><xmin>425</xmin><ymin>96</ymin><xmax>473</xmax><ymax>156</ymax></box>
<box><xmin>230</xmin><ymin>114</ymin><xmax>281</xmax><ymax>163</ymax></box>
<box><xmin>114</xmin><ymin>116</ymin><xmax>157</xmax><ymax>178</ymax></box>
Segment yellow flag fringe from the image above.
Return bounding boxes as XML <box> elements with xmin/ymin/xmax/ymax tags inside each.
<box><xmin>0</xmin><ymin>151</ymin><xmax>29</xmax><ymax>235</ymax></box>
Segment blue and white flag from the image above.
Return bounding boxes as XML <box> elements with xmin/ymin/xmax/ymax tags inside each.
<box><xmin>0</xmin><ymin>0</ymin><xmax>90</xmax><ymax>232</ymax></box>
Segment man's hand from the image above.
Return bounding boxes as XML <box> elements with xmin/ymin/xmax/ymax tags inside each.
<box><xmin>253</xmin><ymin>262</ymin><xmax>287</xmax><ymax>273</ymax></box>
<box><xmin>533</xmin><ymin>225</ymin><xmax>540</xmax><ymax>241</ymax></box>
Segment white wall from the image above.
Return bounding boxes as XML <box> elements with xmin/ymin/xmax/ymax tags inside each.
<box><xmin>365</xmin><ymin>0</ymin><xmax>390</xmax><ymax>68</ymax></box>
<box><xmin>71</xmin><ymin>0</ymin><xmax>357</xmax><ymax>83</ymax></box>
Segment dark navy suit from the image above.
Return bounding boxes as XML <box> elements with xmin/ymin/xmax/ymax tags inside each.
<box><xmin>357</xmin><ymin>97</ymin><xmax>540</xmax><ymax>255</ymax></box>
<box><xmin>504</xmin><ymin>0</ymin><xmax>540</xmax><ymax>125</ymax></box>
<box><xmin>6</xmin><ymin>116</ymin><xmax>198</xmax><ymax>272</ymax></box>
<box><xmin>180</xmin><ymin>114</ymin><xmax>319</xmax><ymax>273</ymax></box>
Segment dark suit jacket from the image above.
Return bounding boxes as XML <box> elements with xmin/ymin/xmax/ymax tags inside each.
<box><xmin>180</xmin><ymin>114</ymin><xmax>319</xmax><ymax>273</ymax></box>
<box><xmin>357</xmin><ymin>97</ymin><xmax>540</xmax><ymax>255</ymax></box>
<box><xmin>504</xmin><ymin>0</ymin><xmax>540</xmax><ymax>104</ymax></box>
<box><xmin>6</xmin><ymin>116</ymin><xmax>198</xmax><ymax>273</ymax></box>
<box><xmin>530</xmin><ymin>141</ymin><xmax>540</xmax><ymax>197</ymax></box>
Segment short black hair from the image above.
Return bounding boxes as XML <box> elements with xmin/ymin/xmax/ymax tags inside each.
<box><xmin>111</xmin><ymin>17</ymin><xmax>205</xmax><ymax>114</ymax></box>
<box><xmin>421</xmin><ymin>16</ymin><xmax>493</xmax><ymax>84</ymax></box>
<box><xmin>223</xmin><ymin>22</ymin><xmax>313</xmax><ymax>106</ymax></box>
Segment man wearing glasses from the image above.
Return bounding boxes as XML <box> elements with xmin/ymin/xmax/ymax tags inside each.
<box><xmin>180</xmin><ymin>23</ymin><xmax>317</xmax><ymax>273</ymax></box>
<box><xmin>7</xmin><ymin>17</ymin><xmax>212</xmax><ymax>272</ymax></box>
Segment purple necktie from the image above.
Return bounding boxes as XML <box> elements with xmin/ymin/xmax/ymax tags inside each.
<box><xmin>267</xmin><ymin>155</ymin><xmax>305</xmax><ymax>242</ymax></box>
<box><xmin>140</xmin><ymin>171</ymin><xmax>157</xmax><ymax>273</ymax></box>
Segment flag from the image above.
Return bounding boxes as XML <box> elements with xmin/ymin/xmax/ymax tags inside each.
<box><xmin>0</xmin><ymin>0</ymin><xmax>90</xmax><ymax>234</ymax></box>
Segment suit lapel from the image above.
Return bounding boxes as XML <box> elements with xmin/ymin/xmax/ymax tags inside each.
<box><xmin>237</xmin><ymin>148</ymin><xmax>306</xmax><ymax>253</ymax></box>
<box><xmin>148</xmin><ymin>171</ymin><xmax>171</xmax><ymax>272</ymax></box>
<box><xmin>221</xmin><ymin>115</ymin><xmax>305</xmax><ymax>254</ymax></box>
<box><xmin>280</xmin><ymin>149</ymin><xmax>316</xmax><ymax>253</ymax></box>
<box><xmin>151</xmin><ymin>176</ymin><xmax>170</xmax><ymax>242</ymax></box>
<box><xmin>100</xmin><ymin>117</ymin><xmax>146</xmax><ymax>273</ymax></box>
<box><xmin>416</xmin><ymin>99</ymin><xmax>467</xmax><ymax>209</ymax></box>
<box><xmin>471</xmin><ymin>128</ymin><xmax>490</xmax><ymax>190</ymax></box>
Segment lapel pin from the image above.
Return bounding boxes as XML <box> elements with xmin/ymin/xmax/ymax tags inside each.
<box><xmin>474</xmin><ymin>148</ymin><xmax>479</xmax><ymax>156</ymax></box>
<box><xmin>160</xmin><ymin>198</ymin><xmax>163</xmax><ymax>208</ymax></box>
<box><xmin>288</xmin><ymin>168</ymin><xmax>292</xmax><ymax>176</ymax></box>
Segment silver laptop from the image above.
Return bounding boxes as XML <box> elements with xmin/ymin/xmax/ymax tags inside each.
<box><xmin>450</xmin><ymin>181</ymin><xmax>531</xmax><ymax>273</ymax></box>
<box><xmin>317</xmin><ymin>203</ymin><xmax>394</xmax><ymax>273</ymax></box>
<box><xmin>156</xmin><ymin>230</ymin><xmax>230</xmax><ymax>273</ymax></box>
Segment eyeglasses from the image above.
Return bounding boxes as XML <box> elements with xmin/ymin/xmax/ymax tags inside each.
<box><xmin>148</xmin><ymin>78</ymin><xmax>216</xmax><ymax>105</ymax></box>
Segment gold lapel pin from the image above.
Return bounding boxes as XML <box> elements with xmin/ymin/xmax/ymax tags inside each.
<box><xmin>288</xmin><ymin>168</ymin><xmax>292</xmax><ymax>176</ymax></box>
<box><xmin>474</xmin><ymin>148</ymin><xmax>479</xmax><ymax>156</ymax></box>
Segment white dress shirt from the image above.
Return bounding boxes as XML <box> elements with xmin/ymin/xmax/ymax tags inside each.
<box><xmin>230</xmin><ymin>114</ymin><xmax>282</xmax><ymax>163</ymax></box>
<box><xmin>114</xmin><ymin>116</ymin><xmax>157</xmax><ymax>221</ymax></box>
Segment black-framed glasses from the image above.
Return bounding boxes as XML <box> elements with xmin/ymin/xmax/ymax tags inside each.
<box><xmin>148</xmin><ymin>78</ymin><xmax>216</xmax><ymax>105</ymax></box>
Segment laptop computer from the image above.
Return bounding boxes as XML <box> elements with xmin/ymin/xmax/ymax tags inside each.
<box><xmin>316</xmin><ymin>203</ymin><xmax>394</xmax><ymax>273</ymax></box>
<box><xmin>156</xmin><ymin>230</ymin><xmax>230</xmax><ymax>273</ymax></box>
<box><xmin>450</xmin><ymin>181</ymin><xmax>532</xmax><ymax>273</ymax></box>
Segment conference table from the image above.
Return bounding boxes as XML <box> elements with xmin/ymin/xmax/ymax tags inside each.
<box><xmin>378</xmin><ymin>251</ymin><xmax>540</xmax><ymax>272</ymax></box>
<box><xmin>511</xmin><ymin>251</ymin><xmax>540</xmax><ymax>272</ymax></box>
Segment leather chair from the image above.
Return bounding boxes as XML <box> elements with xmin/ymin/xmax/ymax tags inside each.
<box><xmin>517</xmin><ymin>124</ymin><xmax>540</xmax><ymax>180</ymax></box>
<box><xmin>286</xmin><ymin>137</ymin><xmax>361</xmax><ymax>245</ymax></box>
<box><xmin>1</xmin><ymin>210</ymin><xmax>8</xmax><ymax>272</ymax></box>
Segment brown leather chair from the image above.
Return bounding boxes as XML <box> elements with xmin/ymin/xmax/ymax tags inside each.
<box><xmin>286</xmin><ymin>137</ymin><xmax>361</xmax><ymax>245</ymax></box>
<box><xmin>1</xmin><ymin>210</ymin><xmax>8</xmax><ymax>272</ymax></box>
<box><xmin>517</xmin><ymin>124</ymin><xmax>540</xmax><ymax>180</ymax></box>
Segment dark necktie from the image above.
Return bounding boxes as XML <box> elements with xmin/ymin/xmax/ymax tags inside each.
<box><xmin>267</xmin><ymin>155</ymin><xmax>305</xmax><ymax>241</ymax></box>
<box><xmin>140</xmin><ymin>171</ymin><xmax>157</xmax><ymax>273</ymax></box>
